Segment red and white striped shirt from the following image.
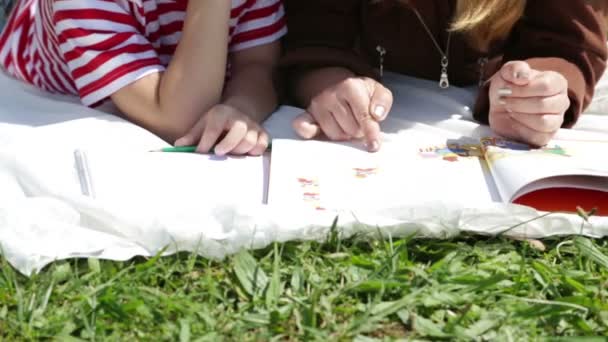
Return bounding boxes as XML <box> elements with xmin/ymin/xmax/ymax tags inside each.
<box><xmin>0</xmin><ymin>0</ymin><xmax>286</xmax><ymax>106</ymax></box>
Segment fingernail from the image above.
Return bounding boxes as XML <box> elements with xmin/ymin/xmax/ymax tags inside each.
<box><xmin>515</xmin><ymin>71</ymin><xmax>530</xmax><ymax>80</ymax></box>
<box><xmin>174</xmin><ymin>138</ymin><xmax>186</xmax><ymax>146</ymax></box>
<box><xmin>498</xmin><ymin>98</ymin><xmax>507</xmax><ymax>106</ymax></box>
<box><xmin>372</xmin><ymin>105</ymin><xmax>386</xmax><ymax>120</ymax></box>
<box><xmin>497</xmin><ymin>87</ymin><xmax>512</xmax><ymax>97</ymax></box>
<box><xmin>369</xmin><ymin>140</ymin><xmax>380</xmax><ymax>151</ymax></box>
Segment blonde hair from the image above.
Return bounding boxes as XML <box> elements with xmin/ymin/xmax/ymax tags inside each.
<box><xmin>451</xmin><ymin>0</ymin><xmax>527</xmax><ymax>51</ymax></box>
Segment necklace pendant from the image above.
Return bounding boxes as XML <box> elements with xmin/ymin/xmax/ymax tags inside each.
<box><xmin>439</xmin><ymin>71</ymin><xmax>450</xmax><ymax>89</ymax></box>
<box><xmin>376</xmin><ymin>45</ymin><xmax>387</xmax><ymax>79</ymax></box>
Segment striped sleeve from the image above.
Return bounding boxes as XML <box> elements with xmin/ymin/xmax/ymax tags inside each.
<box><xmin>52</xmin><ymin>0</ymin><xmax>164</xmax><ymax>106</ymax></box>
<box><xmin>230</xmin><ymin>0</ymin><xmax>286</xmax><ymax>52</ymax></box>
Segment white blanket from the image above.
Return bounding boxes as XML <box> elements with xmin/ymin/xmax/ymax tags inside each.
<box><xmin>1</xmin><ymin>70</ymin><xmax>608</xmax><ymax>276</ymax></box>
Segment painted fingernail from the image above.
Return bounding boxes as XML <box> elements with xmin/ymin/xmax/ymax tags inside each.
<box><xmin>372</xmin><ymin>105</ymin><xmax>386</xmax><ymax>120</ymax></box>
<box><xmin>515</xmin><ymin>71</ymin><xmax>530</xmax><ymax>80</ymax></box>
<box><xmin>497</xmin><ymin>87</ymin><xmax>512</xmax><ymax>97</ymax></box>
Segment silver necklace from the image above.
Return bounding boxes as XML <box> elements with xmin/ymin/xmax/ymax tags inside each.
<box><xmin>411</xmin><ymin>8</ymin><xmax>452</xmax><ymax>89</ymax></box>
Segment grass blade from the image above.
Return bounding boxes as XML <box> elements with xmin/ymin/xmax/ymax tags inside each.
<box><xmin>573</xmin><ymin>237</ymin><xmax>608</xmax><ymax>269</ymax></box>
<box><xmin>233</xmin><ymin>250</ymin><xmax>268</xmax><ymax>297</ymax></box>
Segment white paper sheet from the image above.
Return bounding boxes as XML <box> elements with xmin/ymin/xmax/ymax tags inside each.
<box><xmin>268</xmin><ymin>135</ymin><xmax>493</xmax><ymax>211</ymax></box>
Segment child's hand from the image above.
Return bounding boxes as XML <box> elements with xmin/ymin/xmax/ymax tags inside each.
<box><xmin>488</xmin><ymin>61</ymin><xmax>570</xmax><ymax>146</ymax></box>
<box><xmin>175</xmin><ymin>104</ymin><xmax>270</xmax><ymax>156</ymax></box>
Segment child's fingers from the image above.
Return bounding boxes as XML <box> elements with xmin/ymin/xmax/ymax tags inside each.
<box><xmin>175</xmin><ymin>118</ymin><xmax>205</xmax><ymax>147</ymax></box>
<box><xmin>231</xmin><ymin>129</ymin><xmax>259</xmax><ymax>155</ymax></box>
<box><xmin>292</xmin><ymin>112</ymin><xmax>321</xmax><ymax>139</ymax></box>
<box><xmin>249</xmin><ymin>131</ymin><xmax>270</xmax><ymax>156</ymax></box>
<box><xmin>196</xmin><ymin>118</ymin><xmax>224</xmax><ymax>154</ymax></box>
<box><xmin>213</xmin><ymin>120</ymin><xmax>248</xmax><ymax>156</ymax></box>
<box><xmin>500</xmin><ymin>61</ymin><xmax>532</xmax><ymax>86</ymax></box>
<box><xmin>174</xmin><ymin>134</ymin><xmax>196</xmax><ymax>147</ymax></box>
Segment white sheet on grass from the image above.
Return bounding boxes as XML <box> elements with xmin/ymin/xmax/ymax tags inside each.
<box><xmin>1</xmin><ymin>70</ymin><xmax>608</xmax><ymax>276</ymax></box>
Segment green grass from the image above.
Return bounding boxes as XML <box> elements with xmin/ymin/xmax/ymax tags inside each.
<box><xmin>1</xmin><ymin>230</ymin><xmax>608</xmax><ymax>341</ymax></box>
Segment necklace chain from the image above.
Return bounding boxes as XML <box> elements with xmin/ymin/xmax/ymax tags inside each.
<box><xmin>411</xmin><ymin>7</ymin><xmax>452</xmax><ymax>89</ymax></box>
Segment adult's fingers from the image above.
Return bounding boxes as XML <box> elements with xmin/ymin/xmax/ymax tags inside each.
<box><xmin>509</xmin><ymin>111</ymin><xmax>564</xmax><ymax>134</ymax></box>
<box><xmin>500</xmin><ymin>93</ymin><xmax>570</xmax><ymax>115</ymax></box>
<box><xmin>308</xmin><ymin>99</ymin><xmax>349</xmax><ymax>141</ymax></box>
<box><xmin>292</xmin><ymin>112</ymin><xmax>321</xmax><ymax>139</ymax></box>
<box><xmin>332</xmin><ymin>98</ymin><xmax>362</xmax><ymax>138</ymax></box>
<box><xmin>509</xmin><ymin>116</ymin><xmax>556</xmax><ymax>146</ymax></box>
<box><xmin>369</xmin><ymin>81</ymin><xmax>393</xmax><ymax>121</ymax></box>
<box><xmin>500</xmin><ymin>60</ymin><xmax>533</xmax><ymax>86</ymax></box>
<box><xmin>340</xmin><ymin>78</ymin><xmax>381</xmax><ymax>151</ymax></box>
<box><xmin>489</xmin><ymin>111</ymin><xmax>556</xmax><ymax>147</ymax></box>
<box><xmin>498</xmin><ymin>71</ymin><xmax>567</xmax><ymax>99</ymax></box>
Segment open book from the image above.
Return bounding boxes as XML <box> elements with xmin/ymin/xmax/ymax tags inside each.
<box><xmin>73</xmin><ymin>129</ymin><xmax>607</xmax><ymax>215</ymax></box>
<box><xmin>267</xmin><ymin>134</ymin><xmax>608</xmax><ymax>215</ymax></box>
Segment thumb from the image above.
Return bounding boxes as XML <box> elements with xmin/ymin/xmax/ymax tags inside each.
<box><xmin>292</xmin><ymin>112</ymin><xmax>321</xmax><ymax>139</ymax></box>
<box><xmin>369</xmin><ymin>81</ymin><xmax>393</xmax><ymax>121</ymax></box>
<box><xmin>500</xmin><ymin>61</ymin><xmax>532</xmax><ymax>86</ymax></box>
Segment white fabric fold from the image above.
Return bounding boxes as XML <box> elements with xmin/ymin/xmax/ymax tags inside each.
<box><xmin>1</xmin><ymin>70</ymin><xmax>607</xmax><ymax>276</ymax></box>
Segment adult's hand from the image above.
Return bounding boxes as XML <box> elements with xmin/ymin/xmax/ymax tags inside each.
<box><xmin>292</xmin><ymin>76</ymin><xmax>393</xmax><ymax>152</ymax></box>
<box><xmin>489</xmin><ymin>61</ymin><xmax>569</xmax><ymax>146</ymax></box>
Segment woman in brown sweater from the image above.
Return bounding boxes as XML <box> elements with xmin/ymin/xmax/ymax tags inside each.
<box><xmin>281</xmin><ymin>0</ymin><xmax>608</xmax><ymax>151</ymax></box>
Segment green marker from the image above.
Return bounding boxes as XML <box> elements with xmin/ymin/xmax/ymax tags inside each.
<box><xmin>153</xmin><ymin>145</ymin><xmax>198</xmax><ymax>153</ymax></box>
<box><xmin>152</xmin><ymin>142</ymin><xmax>272</xmax><ymax>153</ymax></box>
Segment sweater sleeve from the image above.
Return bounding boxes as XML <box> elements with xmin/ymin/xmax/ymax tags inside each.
<box><xmin>280</xmin><ymin>0</ymin><xmax>377</xmax><ymax>78</ymax></box>
<box><xmin>473</xmin><ymin>0</ymin><xmax>608</xmax><ymax>127</ymax></box>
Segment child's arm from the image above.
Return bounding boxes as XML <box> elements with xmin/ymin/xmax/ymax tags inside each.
<box><xmin>109</xmin><ymin>1</ymin><xmax>231</xmax><ymax>143</ymax></box>
<box><xmin>175</xmin><ymin>41</ymin><xmax>281</xmax><ymax>156</ymax></box>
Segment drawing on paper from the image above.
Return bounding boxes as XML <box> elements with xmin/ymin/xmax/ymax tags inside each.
<box><xmin>296</xmin><ymin>177</ymin><xmax>325</xmax><ymax>211</ymax></box>
<box><xmin>353</xmin><ymin>167</ymin><xmax>379</xmax><ymax>179</ymax></box>
<box><xmin>418</xmin><ymin>142</ymin><xmax>481</xmax><ymax>162</ymax></box>
<box><xmin>481</xmin><ymin>137</ymin><xmax>530</xmax><ymax>151</ymax></box>
<box><xmin>482</xmin><ymin>137</ymin><xmax>571</xmax><ymax>163</ymax></box>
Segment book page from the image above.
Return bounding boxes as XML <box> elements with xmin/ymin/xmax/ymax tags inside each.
<box><xmin>78</xmin><ymin>150</ymin><xmax>269</xmax><ymax>207</ymax></box>
<box><xmin>267</xmin><ymin>133</ymin><xmax>493</xmax><ymax>212</ymax></box>
<box><xmin>482</xmin><ymin>137</ymin><xmax>608</xmax><ymax>203</ymax></box>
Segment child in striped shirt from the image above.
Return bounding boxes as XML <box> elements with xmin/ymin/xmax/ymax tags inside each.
<box><xmin>0</xmin><ymin>0</ymin><xmax>286</xmax><ymax>155</ymax></box>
